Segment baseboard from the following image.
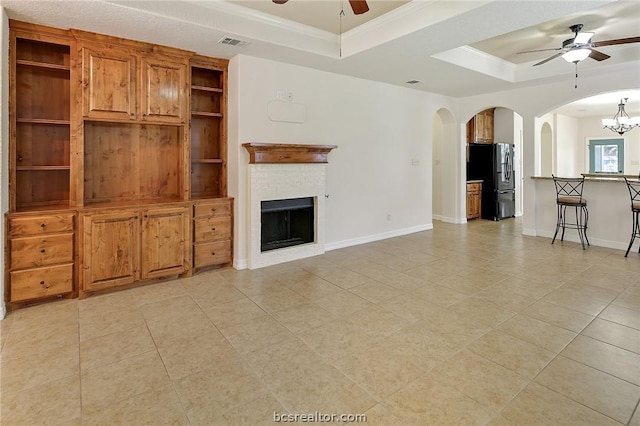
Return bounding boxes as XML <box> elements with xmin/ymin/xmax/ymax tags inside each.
<box><xmin>522</xmin><ymin>228</ymin><xmax>537</xmax><ymax>237</ymax></box>
<box><xmin>0</xmin><ymin>303</ymin><xmax>6</xmax><ymax>321</ymax></box>
<box><xmin>233</xmin><ymin>258</ymin><xmax>248</xmax><ymax>270</ymax></box>
<box><xmin>433</xmin><ymin>215</ymin><xmax>466</xmax><ymax>224</ymax></box>
<box><xmin>325</xmin><ymin>223</ymin><xmax>434</xmax><ymax>251</ymax></box>
<box><xmin>535</xmin><ymin>229</ymin><xmax>631</xmax><ymax>251</ymax></box>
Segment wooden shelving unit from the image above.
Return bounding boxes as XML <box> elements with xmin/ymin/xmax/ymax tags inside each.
<box><xmin>6</xmin><ymin>21</ymin><xmax>232</xmax><ymax>308</ymax></box>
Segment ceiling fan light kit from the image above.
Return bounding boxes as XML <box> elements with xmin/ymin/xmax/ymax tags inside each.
<box><xmin>602</xmin><ymin>98</ymin><xmax>640</xmax><ymax>135</ymax></box>
<box><xmin>562</xmin><ymin>48</ymin><xmax>590</xmax><ymax>63</ymax></box>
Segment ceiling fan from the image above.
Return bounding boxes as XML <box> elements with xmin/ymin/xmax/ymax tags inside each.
<box><xmin>272</xmin><ymin>0</ymin><xmax>370</xmax><ymax>15</ymax></box>
<box><xmin>518</xmin><ymin>24</ymin><xmax>640</xmax><ymax>66</ymax></box>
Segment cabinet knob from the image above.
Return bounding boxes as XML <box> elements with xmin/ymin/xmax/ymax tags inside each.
<box><xmin>40</xmin><ymin>223</ymin><xmax>46</xmax><ymax>228</ymax></box>
<box><xmin>211</xmin><ymin>252</ymin><xmax>216</xmax><ymax>256</ymax></box>
<box><xmin>40</xmin><ymin>248</ymin><xmax>46</xmax><ymax>253</ymax></box>
<box><xmin>17</xmin><ymin>156</ymin><xmax>23</xmax><ymax>162</ymax></box>
<box><xmin>40</xmin><ymin>281</ymin><xmax>49</xmax><ymax>289</ymax></box>
<box><xmin>211</xmin><ymin>208</ymin><xmax>216</xmax><ymax>212</ymax></box>
<box><xmin>211</xmin><ymin>227</ymin><xmax>216</xmax><ymax>231</ymax></box>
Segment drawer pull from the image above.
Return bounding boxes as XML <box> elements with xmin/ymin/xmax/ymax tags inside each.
<box><xmin>211</xmin><ymin>208</ymin><xmax>216</xmax><ymax>212</ymax></box>
<box><xmin>211</xmin><ymin>252</ymin><xmax>216</xmax><ymax>255</ymax></box>
<box><xmin>40</xmin><ymin>281</ymin><xmax>49</xmax><ymax>289</ymax></box>
<box><xmin>40</xmin><ymin>248</ymin><xmax>46</xmax><ymax>253</ymax></box>
<box><xmin>211</xmin><ymin>227</ymin><xmax>216</xmax><ymax>231</ymax></box>
<box><xmin>40</xmin><ymin>223</ymin><xmax>46</xmax><ymax>228</ymax></box>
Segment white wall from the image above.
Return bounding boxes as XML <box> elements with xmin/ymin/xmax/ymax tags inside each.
<box><xmin>228</xmin><ymin>55</ymin><xmax>454</xmax><ymax>268</ymax></box>
<box><xmin>0</xmin><ymin>8</ymin><xmax>8</xmax><ymax>319</ymax></box>
<box><xmin>555</xmin><ymin>114</ymin><xmax>580</xmax><ymax>176</ymax></box>
<box><xmin>432</xmin><ymin>115</ymin><xmax>443</xmax><ymax>219</ymax></box>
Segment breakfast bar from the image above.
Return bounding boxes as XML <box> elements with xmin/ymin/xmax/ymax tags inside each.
<box><xmin>531</xmin><ymin>175</ymin><xmax>637</xmax><ymax>252</ymax></box>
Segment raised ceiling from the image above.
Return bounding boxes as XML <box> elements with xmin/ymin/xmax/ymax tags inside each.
<box><xmin>1</xmin><ymin>0</ymin><xmax>638</xmax><ymax>101</ymax></box>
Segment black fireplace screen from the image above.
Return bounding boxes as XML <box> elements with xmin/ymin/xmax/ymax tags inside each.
<box><xmin>261</xmin><ymin>197</ymin><xmax>314</xmax><ymax>252</ymax></box>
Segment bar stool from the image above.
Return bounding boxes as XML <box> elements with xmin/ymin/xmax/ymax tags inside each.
<box><xmin>623</xmin><ymin>177</ymin><xmax>640</xmax><ymax>257</ymax></box>
<box><xmin>552</xmin><ymin>175</ymin><xmax>589</xmax><ymax>250</ymax></box>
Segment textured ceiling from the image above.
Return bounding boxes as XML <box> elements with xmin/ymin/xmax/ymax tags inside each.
<box><xmin>0</xmin><ymin>0</ymin><xmax>638</xmax><ymax>104</ymax></box>
<box><xmin>228</xmin><ymin>0</ymin><xmax>410</xmax><ymax>34</ymax></box>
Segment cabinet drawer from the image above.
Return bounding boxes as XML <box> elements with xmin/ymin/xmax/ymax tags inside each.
<box><xmin>194</xmin><ymin>241</ymin><xmax>231</xmax><ymax>268</ymax></box>
<box><xmin>194</xmin><ymin>200</ymin><xmax>232</xmax><ymax>218</ymax></box>
<box><xmin>10</xmin><ymin>264</ymin><xmax>73</xmax><ymax>302</ymax></box>
<box><xmin>194</xmin><ymin>217</ymin><xmax>231</xmax><ymax>242</ymax></box>
<box><xmin>10</xmin><ymin>233</ymin><xmax>74</xmax><ymax>270</ymax></box>
<box><xmin>8</xmin><ymin>214</ymin><xmax>74</xmax><ymax>237</ymax></box>
<box><xmin>467</xmin><ymin>183</ymin><xmax>482</xmax><ymax>192</ymax></box>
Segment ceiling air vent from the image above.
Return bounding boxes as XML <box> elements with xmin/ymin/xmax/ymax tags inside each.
<box><xmin>218</xmin><ymin>36</ymin><xmax>250</xmax><ymax>48</ymax></box>
<box><xmin>405</xmin><ymin>79</ymin><xmax>421</xmax><ymax>85</ymax></box>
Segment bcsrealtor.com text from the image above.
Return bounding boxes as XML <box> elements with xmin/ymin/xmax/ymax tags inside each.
<box><xmin>273</xmin><ymin>411</ymin><xmax>367</xmax><ymax>423</ymax></box>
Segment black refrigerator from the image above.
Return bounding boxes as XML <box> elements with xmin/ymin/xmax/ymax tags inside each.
<box><xmin>467</xmin><ymin>143</ymin><xmax>515</xmax><ymax>221</ymax></box>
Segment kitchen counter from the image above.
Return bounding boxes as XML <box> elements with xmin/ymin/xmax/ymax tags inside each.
<box><xmin>531</xmin><ymin>174</ymin><xmax>638</xmax><ymax>182</ymax></box>
<box><xmin>466</xmin><ymin>179</ymin><xmax>483</xmax><ymax>184</ymax></box>
<box><xmin>530</xmin><ymin>176</ymin><xmax>634</xmax><ymax>251</ymax></box>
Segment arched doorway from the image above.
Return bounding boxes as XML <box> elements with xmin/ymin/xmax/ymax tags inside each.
<box><xmin>432</xmin><ymin>108</ymin><xmax>457</xmax><ymax>222</ymax></box>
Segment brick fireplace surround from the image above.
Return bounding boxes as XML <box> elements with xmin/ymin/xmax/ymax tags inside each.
<box><xmin>243</xmin><ymin>143</ymin><xmax>337</xmax><ymax>269</ymax></box>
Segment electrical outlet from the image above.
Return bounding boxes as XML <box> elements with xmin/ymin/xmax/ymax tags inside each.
<box><xmin>276</xmin><ymin>89</ymin><xmax>285</xmax><ymax>100</ymax></box>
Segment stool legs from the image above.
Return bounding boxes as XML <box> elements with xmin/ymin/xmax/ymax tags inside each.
<box><xmin>552</xmin><ymin>203</ymin><xmax>589</xmax><ymax>250</ymax></box>
<box><xmin>625</xmin><ymin>209</ymin><xmax>640</xmax><ymax>257</ymax></box>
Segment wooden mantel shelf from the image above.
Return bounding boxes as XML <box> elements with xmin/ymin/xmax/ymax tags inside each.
<box><xmin>242</xmin><ymin>143</ymin><xmax>337</xmax><ymax>164</ymax></box>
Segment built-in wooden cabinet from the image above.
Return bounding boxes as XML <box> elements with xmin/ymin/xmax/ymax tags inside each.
<box><xmin>11</xmin><ymin>27</ymin><xmax>73</xmax><ymax>211</ymax></box>
<box><xmin>466</xmin><ymin>182</ymin><xmax>482</xmax><ymax>220</ymax></box>
<box><xmin>467</xmin><ymin>108</ymin><xmax>495</xmax><ymax>144</ymax></box>
<box><xmin>6</xmin><ymin>212</ymin><xmax>75</xmax><ymax>303</ymax></box>
<box><xmin>81</xmin><ymin>210</ymin><xmax>140</xmax><ymax>292</ymax></box>
<box><xmin>193</xmin><ymin>198</ymin><xmax>233</xmax><ymax>270</ymax></box>
<box><xmin>6</xmin><ymin>21</ymin><xmax>231</xmax><ymax>308</ymax></box>
<box><xmin>81</xmin><ymin>204</ymin><xmax>190</xmax><ymax>296</ymax></box>
<box><xmin>80</xmin><ymin>43</ymin><xmax>188</xmax><ymax>123</ymax></box>
<box><xmin>190</xmin><ymin>56</ymin><xmax>227</xmax><ymax>199</ymax></box>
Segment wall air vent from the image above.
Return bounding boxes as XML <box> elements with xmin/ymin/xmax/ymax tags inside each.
<box><xmin>218</xmin><ymin>37</ymin><xmax>250</xmax><ymax>48</ymax></box>
<box><xmin>405</xmin><ymin>80</ymin><xmax>421</xmax><ymax>85</ymax></box>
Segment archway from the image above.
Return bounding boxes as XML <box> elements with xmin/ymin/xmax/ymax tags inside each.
<box><xmin>432</xmin><ymin>108</ymin><xmax>457</xmax><ymax>222</ymax></box>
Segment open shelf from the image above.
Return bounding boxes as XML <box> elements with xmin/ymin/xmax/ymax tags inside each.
<box><xmin>191</xmin><ymin>111</ymin><xmax>223</xmax><ymax>118</ymax></box>
<box><xmin>16</xmin><ymin>59</ymin><xmax>70</xmax><ymax>71</ymax></box>
<box><xmin>17</xmin><ymin>118</ymin><xmax>70</xmax><ymax>125</ymax></box>
<box><xmin>191</xmin><ymin>85</ymin><xmax>223</xmax><ymax>93</ymax></box>
<box><xmin>17</xmin><ymin>165</ymin><xmax>70</xmax><ymax>171</ymax></box>
<box><xmin>191</xmin><ymin>159</ymin><xmax>223</xmax><ymax>164</ymax></box>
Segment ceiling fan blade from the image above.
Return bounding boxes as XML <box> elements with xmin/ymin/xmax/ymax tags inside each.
<box><xmin>349</xmin><ymin>0</ymin><xmax>369</xmax><ymax>15</ymax></box>
<box><xmin>272</xmin><ymin>0</ymin><xmax>288</xmax><ymax>4</ymax></box>
<box><xmin>592</xmin><ymin>36</ymin><xmax>640</xmax><ymax>47</ymax></box>
<box><xmin>533</xmin><ymin>52</ymin><xmax>563</xmax><ymax>66</ymax></box>
<box><xmin>518</xmin><ymin>47</ymin><xmax>563</xmax><ymax>54</ymax></box>
<box><xmin>589</xmin><ymin>49</ymin><xmax>610</xmax><ymax>61</ymax></box>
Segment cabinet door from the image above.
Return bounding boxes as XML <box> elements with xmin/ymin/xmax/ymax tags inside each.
<box><xmin>81</xmin><ymin>45</ymin><xmax>137</xmax><ymax>120</ymax></box>
<box><xmin>140</xmin><ymin>55</ymin><xmax>187</xmax><ymax>124</ymax></box>
<box><xmin>141</xmin><ymin>206</ymin><xmax>190</xmax><ymax>279</ymax></box>
<box><xmin>82</xmin><ymin>211</ymin><xmax>140</xmax><ymax>291</ymax></box>
<box><xmin>484</xmin><ymin>110</ymin><xmax>494</xmax><ymax>143</ymax></box>
<box><xmin>474</xmin><ymin>113</ymin><xmax>485</xmax><ymax>143</ymax></box>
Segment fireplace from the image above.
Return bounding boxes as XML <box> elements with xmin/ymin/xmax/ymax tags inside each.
<box><xmin>243</xmin><ymin>143</ymin><xmax>337</xmax><ymax>269</ymax></box>
<box><xmin>261</xmin><ymin>197</ymin><xmax>314</xmax><ymax>252</ymax></box>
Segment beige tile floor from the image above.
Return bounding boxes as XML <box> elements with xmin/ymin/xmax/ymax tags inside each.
<box><xmin>1</xmin><ymin>218</ymin><xmax>640</xmax><ymax>425</ymax></box>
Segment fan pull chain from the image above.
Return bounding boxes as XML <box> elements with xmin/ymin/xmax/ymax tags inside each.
<box><xmin>574</xmin><ymin>62</ymin><xmax>578</xmax><ymax>89</ymax></box>
<box><xmin>339</xmin><ymin>4</ymin><xmax>345</xmax><ymax>58</ymax></box>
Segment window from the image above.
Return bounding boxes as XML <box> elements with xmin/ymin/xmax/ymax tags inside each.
<box><xmin>588</xmin><ymin>138</ymin><xmax>624</xmax><ymax>173</ymax></box>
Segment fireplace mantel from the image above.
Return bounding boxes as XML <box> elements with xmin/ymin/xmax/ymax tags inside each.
<box><xmin>243</xmin><ymin>143</ymin><xmax>337</xmax><ymax>164</ymax></box>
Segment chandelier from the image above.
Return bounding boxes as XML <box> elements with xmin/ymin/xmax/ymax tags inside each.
<box><xmin>602</xmin><ymin>98</ymin><xmax>640</xmax><ymax>135</ymax></box>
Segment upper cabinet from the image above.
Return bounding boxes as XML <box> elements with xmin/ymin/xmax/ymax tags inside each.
<box><xmin>81</xmin><ymin>44</ymin><xmax>137</xmax><ymax>121</ymax></box>
<box><xmin>79</xmin><ymin>41</ymin><xmax>188</xmax><ymax>123</ymax></box>
<box><xmin>467</xmin><ymin>108</ymin><xmax>495</xmax><ymax>144</ymax></box>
